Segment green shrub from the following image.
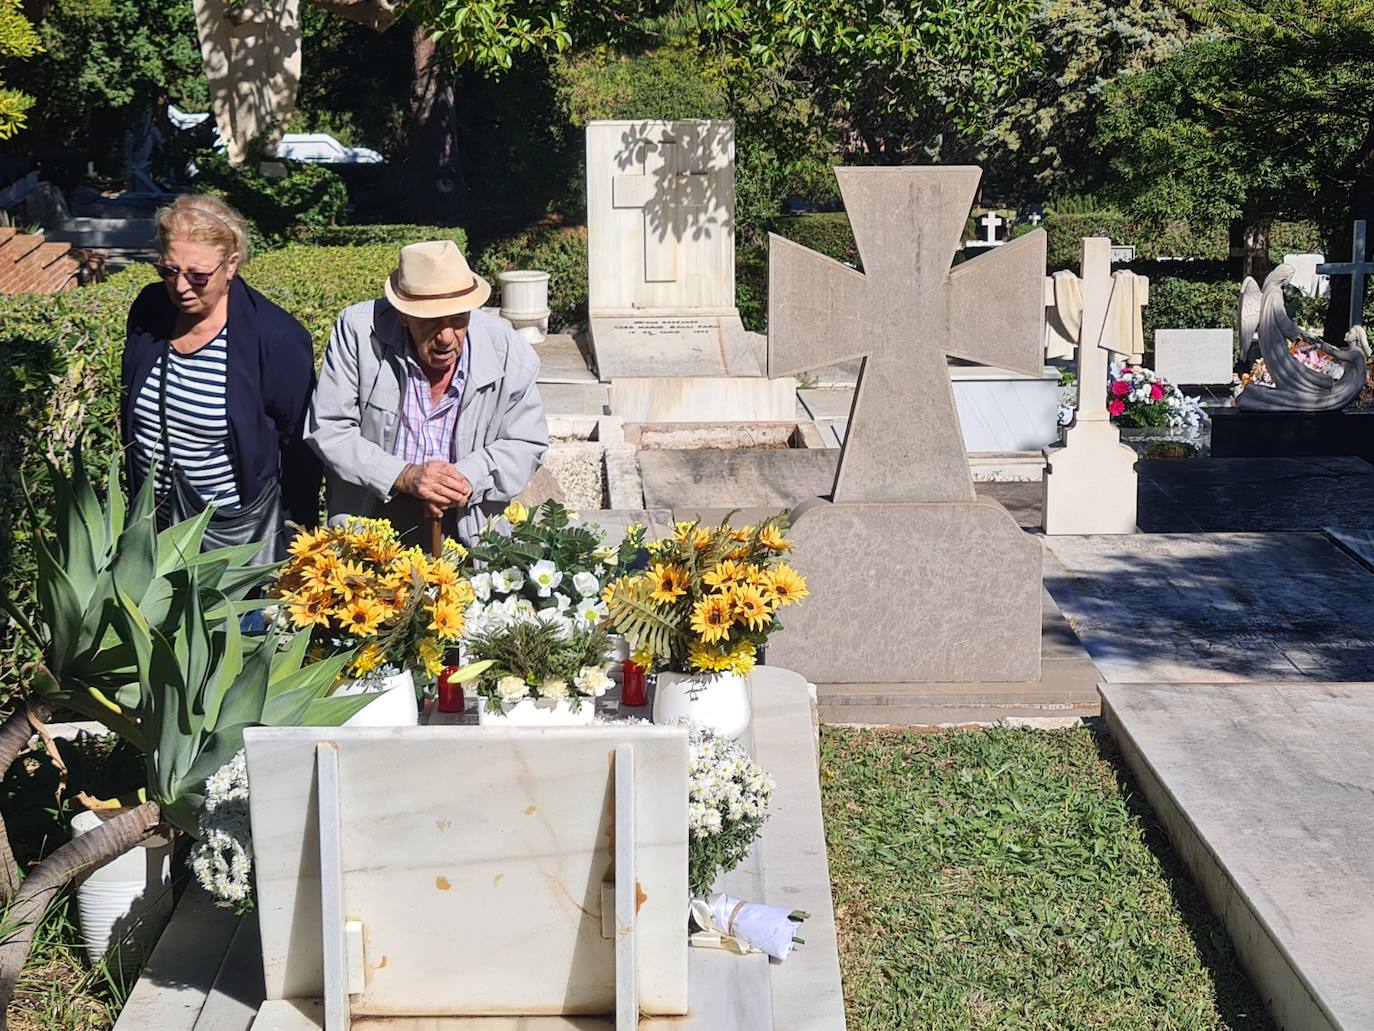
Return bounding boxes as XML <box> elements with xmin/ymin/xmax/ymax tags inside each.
<box><xmin>736</xmin><ymin>240</ymin><xmax>768</xmax><ymax>333</ymax></box>
<box><xmin>295</xmin><ymin>224</ymin><xmax>468</xmax><ymax>251</ymax></box>
<box><xmin>767</xmin><ymin>213</ymin><xmax>860</xmax><ymax>267</ymax></box>
<box><xmin>1142</xmin><ymin>277</ymin><xmax>1239</xmax><ymax>361</ymax></box>
<box><xmin>474</xmin><ymin>224</ymin><xmax>589</xmax><ymax>331</ymax></box>
<box><xmin>1039</xmin><ymin>213</ymin><xmax>1230</xmax><ymax>269</ymax></box>
<box><xmin>192</xmin><ymin>149</ymin><xmax>348</xmax><ymax>250</ymax></box>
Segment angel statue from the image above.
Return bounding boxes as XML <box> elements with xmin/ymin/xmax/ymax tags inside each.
<box><xmin>1235</xmin><ymin>264</ymin><xmax>1370</xmax><ymax>412</ymax></box>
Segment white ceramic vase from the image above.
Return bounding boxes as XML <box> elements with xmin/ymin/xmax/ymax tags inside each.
<box><xmin>652</xmin><ymin>671</ymin><xmax>751</xmax><ymax>740</ymax></box>
<box><xmin>477</xmin><ymin>695</ymin><xmax>598</xmax><ymax>726</ymax></box>
<box><xmin>335</xmin><ymin>669</ymin><xmax>420</xmax><ymax>727</ymax></box>
<box><xmin>71</xmin><ymin>809</ymin><xmax>174</xmax><ymax>976</ymax></box>
<box><xmin>497</xmin><ymin>269</ymin><xmax>550</xmax><ymax>344</ymax></box>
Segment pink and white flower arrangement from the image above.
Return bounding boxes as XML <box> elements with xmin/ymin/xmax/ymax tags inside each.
<box><xmin>1107</xmin><ymin>362</ymin><xmax>1205</xmax><ymax>430</ymax></box>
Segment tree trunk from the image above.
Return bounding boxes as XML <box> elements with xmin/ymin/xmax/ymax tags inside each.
<box><xmin>0</xmin><ymin>801</ymin><xmax>161</xmax><ymax>1026</ymax></box>
<box><xmin>0</xmin><ymin>701</ymin><xmax>52</xmax><ymax>904</ymax></box>
<box><xmin>1324</xmin><ymin>116</ymin><xmax>1374</xmax><ymax>343</ymax></box>
<box><xmin>1229</xmin><ymin>218</ymin><xmax>1271</xmax><ymax>283</ymax></box>
<box><xmin>404</xmin><ymin>27</ymin><xmax>464</xmax><ymax>223</ymax></box>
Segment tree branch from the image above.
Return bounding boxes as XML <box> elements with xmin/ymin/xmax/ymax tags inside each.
<box><xmin>0</xmin><ymin>701</ymin><xmax>53</xmax><ymax>905</ymax></box>
<box><xmin>307</xmin><ymin>0</ymin><xmax>399</xmax><ymax>32</ymax></box>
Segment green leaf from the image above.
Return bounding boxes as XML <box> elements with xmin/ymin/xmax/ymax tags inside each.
<box><xmin>300</xmin><ymin>693</ymin><xmax>383</xmax><ymax>727</ymax></box>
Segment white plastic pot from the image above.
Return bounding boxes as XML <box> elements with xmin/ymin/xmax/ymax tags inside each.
<box><xmin>477</xmin><ymin>695</ymin><xmax>598</xmax><ymax>726</ymax></box>
<box><xmin>653</xmin><ymin>671</ymin><xmax>752</xmax><ymax>740</ymax></box>
<box><xmin>71</xmin><ymin>809</ymin><xmax>173</xmax><ymax>976</ymax></box>
<box><xmin>335</xmin><ymin>669</ymin><xmax>420</xmax><ymax>727</ymax></box>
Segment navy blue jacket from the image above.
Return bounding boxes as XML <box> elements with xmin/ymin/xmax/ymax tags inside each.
<box><xmin>121</xmin><ymin>277</ymin><xmax>322</xmax><ymax>527</ymax></box>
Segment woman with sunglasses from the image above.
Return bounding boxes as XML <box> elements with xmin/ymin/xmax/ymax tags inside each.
<box><xmin>121</xmin><ymin>194</ymin><xmax>321</xmax><ymax>561</ymax></box>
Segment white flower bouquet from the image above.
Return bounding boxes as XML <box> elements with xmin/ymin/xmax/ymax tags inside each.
<box><xmin>685</xmin><ymin>722</ymin><xmax>774</xmax><ymax>896</ymax></box>
<box><xmin>460</xmin><ymin>501</ymin><xmax>644</xmax><ymax>641</ymax></box>
<box><xmin>1107</xmin><ymin>361</ymin><xmax>1206</xmax><ymax>432</ymax></box>
<box><xmin>189</xmin><ymin>750</ymin><xmax>254</xmax><ymax>913</ymax></box>
<box><xmin>466</xmin><ymin>616</ymin><xmax>615</xmax><ymax>714</ymax></box>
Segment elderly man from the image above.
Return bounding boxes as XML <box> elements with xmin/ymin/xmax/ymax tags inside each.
<box><xmin>306</xmin><ymin>240</ymin><xmax>548</xmax><ymax>545</ymax></box>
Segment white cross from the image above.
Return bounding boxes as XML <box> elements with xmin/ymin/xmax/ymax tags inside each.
<box><xmin>1026</xmin><ymin>211</ymin><xmax>1042</xmax><ymax>226</ymax></box>
<box><xmin>979</xmin><ymin>211</ymin><xmax>1005</xmax><ymax>244</ymax></box>
<box><xmin>611</xmin><ymin>135</ymin><xmax>710</xmax><ymax>283</ymax></box>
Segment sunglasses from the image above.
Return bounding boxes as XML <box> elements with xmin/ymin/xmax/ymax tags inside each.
<box><xmin>153</xmin><ymin>258</ymin><xmax>226</xmax><ymax>289</ymax></box>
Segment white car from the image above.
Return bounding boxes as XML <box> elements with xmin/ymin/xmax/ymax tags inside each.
<box><xmin>170</xmin><ymin>107</ymin><xmax>384</xmax><ymax>164</ymax></box>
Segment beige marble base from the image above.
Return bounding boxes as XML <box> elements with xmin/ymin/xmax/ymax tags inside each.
<box><xmin>768</xmin><ymin>498</ymin><xmax>1042</xmax><ymax>683</ymax></box>
<box><xmin>1041</xmin><ymin>420</ymin><xmax>1138</xmax><ymax>535</ymax></box>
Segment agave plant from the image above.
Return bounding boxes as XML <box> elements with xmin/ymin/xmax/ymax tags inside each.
<box><xmin>4</xmin><ymin>446</ymin><xmax>270</xmax><ymax>745</ymax></box>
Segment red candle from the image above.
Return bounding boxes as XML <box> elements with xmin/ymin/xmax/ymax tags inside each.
<box><xmin>621</xmin><ymin>660</ymin><xmax>647</xmax><ymax>707</ymax></box>
<box><xmin>438</xmin><ymin>666</ymin><xmax>465</xmax><ymax>713</ymax></box>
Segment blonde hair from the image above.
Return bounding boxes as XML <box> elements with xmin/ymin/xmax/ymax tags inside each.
<box><xmin>155</xmin><ymin>195</ymin><xmax>252</xmax><ymax>263</ymax></box>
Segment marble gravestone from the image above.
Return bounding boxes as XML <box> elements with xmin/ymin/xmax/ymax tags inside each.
<box><xmin>1154</xmin><ymin>328</ymin><xmax>1234</xmax><ymax>386</ymax></box>
<box><xmin>1041</xmin><ymin>238</ymin><xmax>1146</xmax><ymax>535</ymax></box>
<box><xmin>765</xmin><ymin>166</ymin><xmax>1045</xmax><ymax>684</ymax></box>
<box><xmin>587</xmin><ymin>121</ymin><xmax>787</xmax><ymax>421</ymax></box>
<box><xmin>243</xmin><ymin>725</ymin><xmax>689</xmax><ymax>1029</ymax></box>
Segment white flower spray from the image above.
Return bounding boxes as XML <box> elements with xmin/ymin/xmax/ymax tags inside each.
<box><xmin>189</xmin><ymin>750</ymin><xmax>256</xmax><ymax>913</ymax></box>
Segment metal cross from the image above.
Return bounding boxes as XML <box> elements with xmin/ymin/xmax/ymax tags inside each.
<box><xmin>1317</xmin><ymin>220</ymin><xmax>1372</xmax><ymax>328</ymax></box>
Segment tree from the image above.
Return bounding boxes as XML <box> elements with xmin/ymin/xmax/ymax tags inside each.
<box><xmin>982</xmin><ymin>0</ymin><xmax>1191</xmax><ymax>200</ymax></box>
<box><xmin>0</xmin><ymin>0</ymin><xmax>40</xmax><ymax>141</ymax></box>
<box><xmin>1095</xmin><ymin>0</ymin><xmax>1374</xmax><ymax>308</ymax></box>
<box><xmin>694</xmin><ymin>0</ymin><xmax>1041</xmax><ymax>164</ymax></box>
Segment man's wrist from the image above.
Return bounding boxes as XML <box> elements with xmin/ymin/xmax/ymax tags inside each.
<box><xmin>393</xmin><ymin>463</ymin><xmax>417</xmax><ymax>496</ymax></box>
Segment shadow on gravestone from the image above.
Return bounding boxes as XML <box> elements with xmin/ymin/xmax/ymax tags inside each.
<box><xmin>765</xmin><ymin>166</ymin><xmax>1045</xmax><ymax>684</ymax></box>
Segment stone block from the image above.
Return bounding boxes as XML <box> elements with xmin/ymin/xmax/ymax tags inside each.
<box><xmin>540</xmin><ymin>442</ymin><xmax>606</xmax><ymax>510</ymax></box>
<box><xmin>638</xmin><ymin>449</ymin><xmax>836</xmax><ymax>512</ymax></box>
<box><xmin>1153</xmin><ymin>328</ymin><xmax>1234</xmax><ymax>385</ymax></box>
<box><xmin>610</xmin><ymin>374</ymin><xmax>796</xmax><ymax>423</ymax></box>
<box><xmin>769</xmin><ymin>498</ymin><xmax>1042</xmax><ymax>683</ymax></box>
<box><xmin>590</xmin><ymin>311</ymin><xmax>763</xmax><ymax>380</ymax></box>
<box><xmin>1041</xmin><ymin>421</ymin><xmax>1138</xmax><ymax>535</ymax></box>
<box><xmin>603</xmin><ymin>445</ymin><xmax>644</xmax><ymax>509</ymax></box>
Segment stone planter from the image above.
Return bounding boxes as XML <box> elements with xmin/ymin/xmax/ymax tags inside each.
<box><xmin>1117</xmin><ymin>422</ymin><xmax>1211</xmax><ymax>459</ymax></box>
<box><xmin>71</xmin><ymin>809</ymin><xmax>174</xmax><ymax>976</ymax></box>
<box><xmin>477</xmin><ymin>695</ymin><xmax>598</xmax><ymax>726</ymax></box>
<box><xmin>653</xmin><ymin>671</ymin><xmax>751</xmax><ymax>740</ymax></box>
<box><xmin>334</xmin><ymin>669</ymin><xmax>419</xmax><ymax>727</ymax></box>
<box><xmin>498</xmin><ymin>270</ymin><xmax>550</xmax><ymax>344</ymax></box>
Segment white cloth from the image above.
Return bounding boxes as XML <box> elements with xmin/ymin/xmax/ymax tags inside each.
<box><xmin>1044</xmin><ymin>270</ymin><xmax>1082</xmax><ymax>361</ymax></box>
<box><xmin>691</xmin><ymin>893</ymin><xmax>804</xmax><ymax>962</ymax></box>
<box><xmin>1105</xmin><ymin>270</ymin><xmax>1145</xmax><ymax>364</ymax></box>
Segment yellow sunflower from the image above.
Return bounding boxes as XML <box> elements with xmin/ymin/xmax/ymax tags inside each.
<box><xmin>351</xmin><ymin>641</ymin><xmax>385</xmax><ymax>677</ymax></box>
<box><xmin>427</xmin><ymin>559</ymin><xmax>461</xmax><ymax>591</ymax></box>
<box><xmin>702</xmin><ymin>560</ymin><xmax>746</xmax><ymax>589</ymax></box>
<box><xmin>339</xmin><ymin>597</ymin><xmax>387</xmax><ymax>638</ymax></box>
<box><xmin>757</xmin><ymin>523</ymin><xmax>793</xmax><ymax>552</ymax></box>
<box><xmin>767</xmin><ymin>563</ymin><xmax>809</xmax><ymax>606</ymax></box>
<box><xmin>688</xmin><ymin>640</ymin><xmax>732</xmax><ymax>673</ymax></box>
<box><xmin>428</xmin><ymin>600</ymin><xmax>464</xmax><ymax>638</ymax></box>
<box><xmin>690</xmin><ymin>595</ymin><xmax>734</xmax><ymax>644</ymax></box>
<box><xmin>286</xmin><ymin>590</ymin><xmax>333</xmax><ymax>629</ymax></box>
<box><xmin>417</xmin><ymin>636</ymin><xmax>445</xmax><ymax>678</ymax></box>
<box><xmin>647</xmin><ymin>563</ymin><xmax>690</xmax><ymax>606</ymax></box>
<box><xmin>728</xmin><ymin>583</ymin><xmax>773</xmax><ymax>631</ymax></box>
<box><xmin>287</xmin><ymin>530</ymin><xmax>328</xmax><ymax>561</ymax></box>
<box><xmin>730</xmin><ymin>525</ymin><xmax>754</xmax><ymax>542</ymax></box>
<box><xmin>328</xmin><ymin>559</ymin><xmax>371</xmax><ymax>603</ymax></box>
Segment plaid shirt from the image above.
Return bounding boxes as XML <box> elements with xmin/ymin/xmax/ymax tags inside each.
<box><xmin>393</xmin><ymin>343</ymin><xmax>470</xmax><ymax>464</ymax></box>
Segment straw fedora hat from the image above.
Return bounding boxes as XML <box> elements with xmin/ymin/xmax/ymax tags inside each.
<box><xmin>384</xmin><ymin>240</ymin><xmax>492</xmax><ymax>318</ymax></box>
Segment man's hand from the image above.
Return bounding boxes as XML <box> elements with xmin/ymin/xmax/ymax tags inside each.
<box><xmin>394</xmin><ymin>461</ymin><xmax>473</xmax><ymax>519</ymax></box>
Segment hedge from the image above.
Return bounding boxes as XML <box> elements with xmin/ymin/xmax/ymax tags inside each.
<box><xmin>294</xmin><ymin>224</ymin><xmax>468</xmax><ymax>251</ymax></box>
<box><xmin>192</xmin><ymin>150</ymin><xmax>349</xmax><ymax>251</ymax></box>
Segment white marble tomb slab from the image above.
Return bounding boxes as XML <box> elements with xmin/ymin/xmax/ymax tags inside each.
<box><xmin>610</xmin><ymin>375</ymin><xmax>794</xmax><ymax>423</ymax></box>
<box><xmin>589</xmin><ymin>311</ymin><xmax>765</xmax><ymax>380</ymax></box>
<box><xmin>1153</xmin><ymin>328</ymin><xmax>1234</xmax><ymax>385</ymax></box>
<box><xmin>586</xmin><ymin>120</ymin><xmax>735</xmax><ymax>312</ymax></box>
<box><xmin>243</xmin><ymin>725</ymin><xmax>689</xmax><ymax>1019</ymax></box>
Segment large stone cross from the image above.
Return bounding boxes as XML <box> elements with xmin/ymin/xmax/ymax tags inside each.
<box><xmin>1318</xmin><ymin>220</ymin><xmax>1372</xmax><ymax>329</ymax></box>
<box><xmin>612</xmin><ymin>133</ymin><xmax>712</xmax><ymax>284</ymax></box>
<box><xmin>768</xmin><ymin>166</ymin><xmax>1046</xmax><ymax>504</ymax></box>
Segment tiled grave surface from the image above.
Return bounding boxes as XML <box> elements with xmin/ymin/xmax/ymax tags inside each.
<box><xmin>1104</xmin><ymin>682</ymin><xmax>1374</xmax><ymax>1031</ymax></box>
<box><xmin>534</xmin><ymin>334</ymin><xmax>600</xmax><ymax>384</ymax></box>
<box><xmin>1045</xmin><ymin>532</ymin><xmax>1374</xmax><ymax>682</ymax></box>
<box><xmin>1326</xmin><ymin>527</ymin><xmax>1374</xmax><ymax>572</ymax></box>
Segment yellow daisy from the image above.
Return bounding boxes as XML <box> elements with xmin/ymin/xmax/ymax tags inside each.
<box><xmin>758</xmin><ymin>523</ymin><xmax>793</xmax><ymax>552</ymax></box>
<box><xmin>688</xmin><ymin>640</ymin><xmax>732</xmax><ymax>673</ymax></box>
<box><xmin>767</xmin><ymin>564</ymin><xmax>809</xmax><ymax>606</ymax></box>
<box><xmin>690</xmin><ymin>594</ymin><xmax>734</xmax><ymax>644</ymax></box>
<box><xmin>351</xmin><ymin>641</ymin><xmax>385</xmax><ymax>677</ymax></box>
<box><xmin>417</xmin><ymin>636</ymin><xmax>445</xmax><ymax>678</ymax></box>
<box><xmin>728</xmin><ymin>583</ymin><xmax>773</xmax><ymax>631</ymax></box>
<box><xmin>287</xmin><ymin>530</ymin><xmax>328</xmax><ymax>561</ymax></box>
<box><xmin>647</xmin><ymin>563</ymin><xmax>690</xmax><ymax>606</ymax></box>
<box><xmin>286</xmin><ymin>591</ymin><xmax>333</xmax><ymax>629</ymax></box>
<box><xmin>328</xmin><ymin>559</ymin><xmax>370</xmax><ymax>603</ymax></box>
<box><xmin>340</xmin><ymin>597</ymin><xmax>387</xmax><ymax>638</ymax></box>
<box><xmin>428</xmin><ymin>600</ymin><xmax>464</xmax><ymax>638</ymax></box>
<box><xmin>427</xmin><ymin>559</ymin><xmax>461</xmax><ymax>591</ymax></box>
<box><xmin>702</xmin><ymin>560</ymin><xmax>746</xmax><ymax>589</ymax></box>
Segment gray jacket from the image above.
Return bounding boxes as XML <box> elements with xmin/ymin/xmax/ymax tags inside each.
<box><xmin>305</xmin><ymin>300</ymin><xmax>548</xmax><ymax>544</ymax></box>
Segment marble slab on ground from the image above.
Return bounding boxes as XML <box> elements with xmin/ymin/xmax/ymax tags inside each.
<box><xmin>539</xmin><ymin>382</ymin><xmax>610</xmax><ymax>417</ymax></box>
<box><xmin>1324</xmin><ymin>527</ymin><xmax>1374</xmax><ymax>572</ymax></box>
<box><xmin>589</xmin><ymin>313</ymin><xmax>766</xmax><ymax>380</ymax></box>
<box><xmin>1103</xmin><ymin>682</ymin><xmax>1374</xmax><ymax>1031</ymax></box>
<box><xmin>534</xmin><ymin>334</ymin><xmax>598</xmax><ymax>384</ymax></box>
<box><xmin>1045</xmin><ymin>532</ymin><xmax>1374</xmax><ymax>682</ymax></box>
<box><xmin>1137</xmin><ymin>457</ymin><xmax>1374</xmax><ymax>532</ymax></box>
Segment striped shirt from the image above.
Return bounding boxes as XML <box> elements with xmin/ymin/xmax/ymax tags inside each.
<box><xmin>132</xmin><ymin>328</ymin><xmax>241</xmax><ymax>508</ymax></box>
<box><xmin>393</xmin><ymin>344</ymin><xmax>470</xmax><ymax>465</ymax></box>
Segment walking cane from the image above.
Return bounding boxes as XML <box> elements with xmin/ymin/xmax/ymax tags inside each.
<box><xmin>427</xmin><ymin>514</ymin><xmax>443</xmax><ymax>558</ymax></box>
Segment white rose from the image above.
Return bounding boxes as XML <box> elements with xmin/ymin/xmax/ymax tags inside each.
<box><xmin>470</xmin><ymin>572</ymin><xmax>493</xmax><ymax>603</ymax></box>
<box><xmin>575</xmin><ymin>599</ymin><xmax>606</xmax><ymax>627</ymax></box>
<box><xmin>540</xmin><ymin>676</ymin><xmax>569</xmax><ymax>700</ymax></box>
<box><xmin>496</xmin><ymin>676</ymin><xmax>529</xmax><ymax>701</ymax></box>
<box><xmin>573</xmin><ymin>571</ymin><xmax>600</xmax><ymax>598</ymax></box>
<box><xmin>575</xmin><ymin>666</ymin><xmax>613</xmax><ymax>697</ymax></box>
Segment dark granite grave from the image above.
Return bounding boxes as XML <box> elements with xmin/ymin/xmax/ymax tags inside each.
<box><xmin>1210</xmin><ymin>407</ymin><xmax>1374</xmax><ymax>463</ymax></box>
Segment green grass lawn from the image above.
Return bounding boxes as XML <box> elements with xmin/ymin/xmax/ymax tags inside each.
<box><xmin>820</xmin><ymin>725</ymin><xmax>1271</xmax><ymax>1031</ymax></box>
<box><xmin>11</xmin><ymin>895</ymin><xmax>131</xmax><ymax>1031</ymax></box>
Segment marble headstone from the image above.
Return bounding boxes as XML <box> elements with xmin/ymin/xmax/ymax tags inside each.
<box><xmin>243</xmin><ymin>725</ymin><xmax>689</xmax><ymax>1022</ymax></box>
<box><xmin>586</xmin><ymin>120</ymin><xmax>764</xmax><ymax>383</ymax></box>
<box><xmin>765</xmin><ymin>165</ymin><xmax>1045</xmax><ymax>684</ymax></box>
<box><xmin>1283</xmin><ymin>253</ymin><xmax>1328</xmax><ymax>298</ymax></box>
<box><xmin>1154</xmin><ymin>328</ymin><xmax>1234</xmax><ymax>386</ymax></box>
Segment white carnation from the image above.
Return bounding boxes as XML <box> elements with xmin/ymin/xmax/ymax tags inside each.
<box><xmin>574</xmin><ymin>666</ymin><xmax>613</xmax><ymax>697</ymax></box>
<box><xmin>496</xmin><ymin>676</ymin><xmax>529</xmax><ymax>701</ymax></box>
<box><xmin>540</xmin><ymin>676</ymin><xmax>569</xmax><ymax>700</ymax></box>
<box><xmin>470</xmin><ymin>571</ymin><xmax>493</xmax><ymax>603</ymax></box>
